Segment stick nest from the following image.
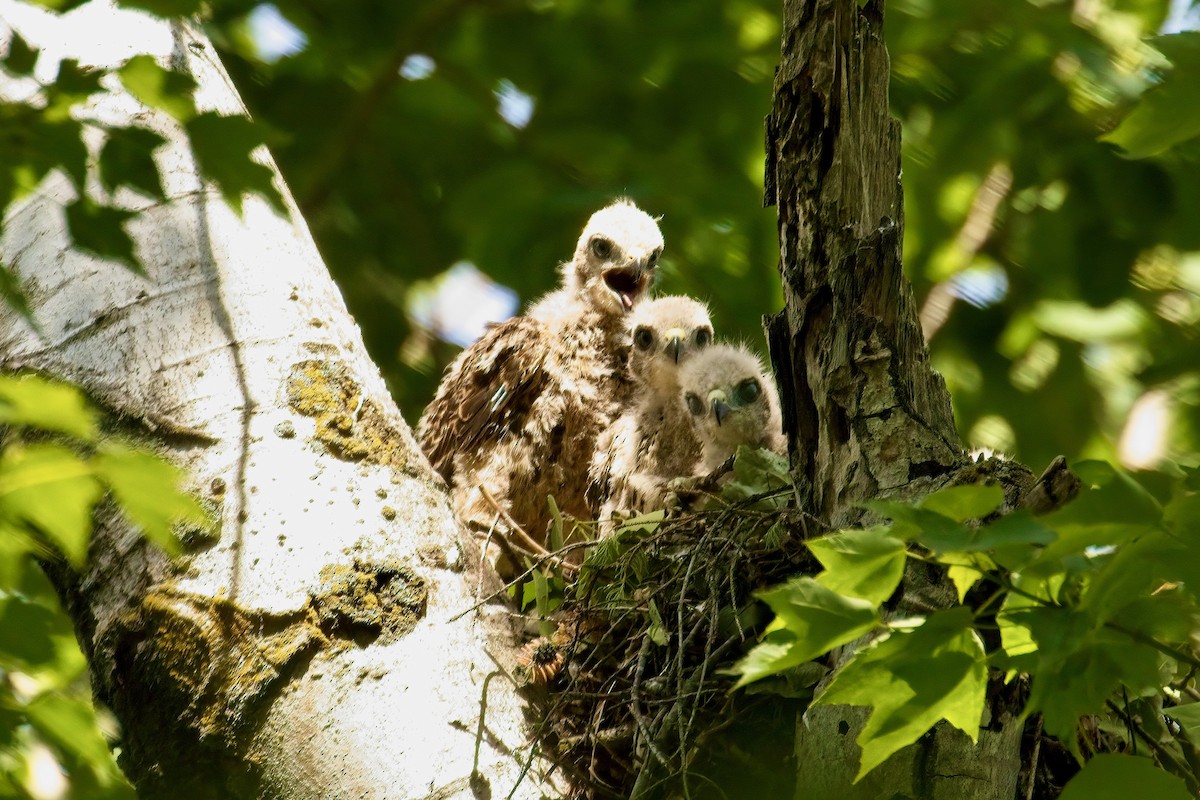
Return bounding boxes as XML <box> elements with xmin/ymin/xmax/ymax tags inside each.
<box><xmin>520</xmin><ymin>449</ymin><xmax>823</xmax><ymax>797</ymax></box>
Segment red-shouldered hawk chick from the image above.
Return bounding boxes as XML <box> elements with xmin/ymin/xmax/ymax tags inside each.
<box><xmin>677</xmin><ymin>343</ymin><xmax>784</xmax><ymax>473</ymax></box>
<box><xmin>592</xmin><ymin>296</ymin><xmax>713</xmax><ymax>523</ymax></box>
<box><xmin>418</xmin><ymin>200</ymin><xmax>664</xmax><ymax>553</ymax></box>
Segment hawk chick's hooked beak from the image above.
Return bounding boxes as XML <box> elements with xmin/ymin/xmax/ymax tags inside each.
<box><xmin>708</xmin><ymin>389</ymin><xmax>732</xmax><ymax>426</ymax></box>
<box><xmin>663</xmin><ymin>327</ymin><xmax>686</xmax><ymax>364</ymax></box>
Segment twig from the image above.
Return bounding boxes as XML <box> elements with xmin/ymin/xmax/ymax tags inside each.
<box><xmin>447</xmin><ymin>539</ymin><xmax>591</xmax><ymax>622</ymax></box>
<box><xmin>477</xmin><ymin>484</ymin><xmax>579</xmax><ymax>577</ymax></box>
<box><xmin>1023</xmin><ymin>715</ymin><xmax>1042</xmax><ymax>800</ymax></box>
<box><xmin>631</xmin><ymin>636</ymin><xmax>672</xmax><ymax>768</ymax></box>
<box><xmin>1106</xmin><ymin>699</ymin><xmax>1198</xmax><ymax>794</ymax></box>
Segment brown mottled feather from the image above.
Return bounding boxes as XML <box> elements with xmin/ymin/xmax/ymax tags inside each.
<box><xmin>419</xmin><ymin>317</ymin><xmax>549</xmax><ymax>481</ymax></box>
<box><xmin>416</xmin><ymin>200</ymin><xmax>665</xmax><ymax>550</ymax></box>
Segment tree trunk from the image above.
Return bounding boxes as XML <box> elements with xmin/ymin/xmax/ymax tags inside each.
<box><xmin>764</xmin><ymin>1</ymin><xmax>1022</xmax><ymax>796</ymax></box>
<box><xmin>0</xmin><ymin>4</ymin><xmax>554</xmax><ymax>798</ymax></box>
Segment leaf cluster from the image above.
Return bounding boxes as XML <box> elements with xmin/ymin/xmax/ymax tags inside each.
<box><xmin>1</xmin><ymin>13</ymin><xmax>283</xmax><ymax>322</ymax></box>
<box><xmin>0</xmin><ymin>373</ymin><xmax>210</xmax><ymax>799</ymax></box>
<box><xmin>734</xmin><ymin>466</ymin><xmax>1200</xmax><ymax>798</ymax></box>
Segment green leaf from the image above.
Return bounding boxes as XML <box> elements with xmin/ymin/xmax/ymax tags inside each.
<box><xmin>919</xmin><ymin>484</ymin><xmax>1004</xmax><ymax>521</ymax></box>
<box><xmin>99</xmin><ymin>125</ymin><xmax>167</xmax><ymax>201</ymax></box>
<box><xmin>732</xmin><ymin>577</ymin><xmax>878</xmax><ymax>688</ymax></box>
<box><xmin>0</xmin><ymin>444</ymin><xmax>101</xmax><ymax>566</ymax></box>
<box><xmin>118</xmin><ymin>55</ymin><xmax>196</xmax><ymax>122</ymax></box>
<box><xmin>1080</xmin><ymin>530</ymin><xmax>1198</xmax><ymax>625</ymax></box>
<box><xmin>646</xmin><ymin>601</ymin><xmax>668</xmax><ymax>645</ymax></box>
<box><xmin>0</xmin><ymin>523</ymin><xmax>39</xmax><ymax>591</ymax></box>
<box><xmin>809</xmin><ymin>526</ymin><xmax>907</xmax><ymax>606</ymax></box>
<box><xmin>23</xmin><ymin>693</ymin><xmax>119</xmax><ymax>771</ymax></box>
<box><xmin>0</xmin><ymin>265</ymin><xmax>36</xmax><ymax>328</ymax></box>
<box><xmin>1102</xmin><ymin>33</ymin><xmax>1200</xmax><ymax>159</ymax></box>
<box><xmin>184</xmin><ymin>111</ymin><xmax>285</xmax><ymax>215</ymax></box>
<box><xmin>722</xmin><ymin>445</ymin><xmax>792</xmax><ymax>505</ymax></box>
<box><xmin>864</xmin><ymin>499</ymin><xmax>966</xmax><ymax>544</ymax></box>
<box><xmin>546</xmin><ymin>494</ymin><xmax>563</xmax><ymax>551</ymax></box>
<box><xmin>815</xmin><ymin>607</ymin><xmax>988</xmax><ymax>780</ymax></box>
<box><xmin>94</xmin><ymin>442</ymin><xmax>206</xmax><ymax>554</ymax></box>
<box><xmin>64</xmin><ymin>198</ymin><xmax>138</xmax><ymax>271</ymax></box>
<box><xmin>0</xmin><ymin>101</ymin><xmax>88</xmax><ymax>192</ymax></box>
<box><xmin>922</xmin><ymin>512</ymin><xmax>1057</xmax><ymax>560</ymax></box>
<box><xmin>0</xmin><ymin>374</ymin><xmax>97</xmax><ymax>441</ymax></box>
<box><xmin>612</xmin><ymin>510</ymin><xmax>664</xmax><ymax>536</ymax></box>
<box><xmin>1013</xmin><ymin>608</ymin><xmax>1163</xmax><ymax>749</ymax></box>
<box><xmin>0</xmin><ymin>594</ymin><xmax>58</xmax><ymax>668</ymax></box>
<box><xmin>115</xmin><ymin>0</ymin><xmax>204</xmax><ymax>16</ymax></box>
<box><xmin>22</xmin><ymin>0</ymin><xmax>90</xmax><ymax>11</ymax></box>
<box><xmin>1059</xmin><ymin>754</ymin><xmax>1192</xmax><ymax>800</ymax></box>
<box><xmin>50</xmin><ymin>59</ymin><xmax>103</xmax><ymax>100</ymax></box>
<box><xmin>944</xmin><ymin>559</ymin><xmax>988</xmax><ymax>603</ymax></box>
<box><xmin>1031</xmin><ymin>299</ymin><xmax>1149</xmax><ymax>342</ymax></box>
<box><xmin>1028</xmin><ymin>462</ymin><xmax>1162</xmax><ymax>573</ymax></box>
<box><xmin>1165</xmin><ymin>702</ymin><xmax>1200</xmax><ymax>737</ymax></box>
<box><xmin>2</xmin><ymin>31</ymin><xmax>38</xmax><ymax>76</ymax></box>
<box><xmin>0</xmin><ymin>591</ymin><xmax>85</xmax><ymax>683</ymax></box>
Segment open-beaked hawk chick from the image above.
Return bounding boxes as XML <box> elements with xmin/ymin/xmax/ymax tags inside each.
<box><xmin>677</xmin><ymin>343</ymin><xmax>785</xmax><ymax>473</ymax></box>
<box><xmin>418</xmin><ymin>200</ymin><xmax>663</xmax><ymax>550</ymax></box>
<box><xmin>593</xmin><ymin>296</ymin><xmax>712</xmax><ymax>522</ymax></box>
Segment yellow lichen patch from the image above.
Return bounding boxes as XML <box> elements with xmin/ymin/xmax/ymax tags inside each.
<box><xmin>312</xmin><ymin>558</ymin><xmax>427</xmax><ymax>641</ymax></box>
<box><xmin>132</xmin><ymin>590</ymin><xmax>323</xmax><ymax>746</ymax></box>
<box><xmin>285</xmin><ymin>359</ymin><xmax>419</xmax><ymax>473</ymax></box>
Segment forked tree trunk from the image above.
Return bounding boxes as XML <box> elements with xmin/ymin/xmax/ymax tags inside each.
<box><xmin>764</xmin><ymin>1</ymin><xmax>1023</xmax><ymax>796</ymax></box>
<box><xmin>0</xmin><ymin>4</ymin><xmax>554</xmax><ymax>798</ymax></box>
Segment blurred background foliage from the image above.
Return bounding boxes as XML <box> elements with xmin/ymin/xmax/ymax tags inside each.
<box><xmin>200</xmin><ymin>0</ymin><xmax>1200</xmax><ymax>472</ymax></box>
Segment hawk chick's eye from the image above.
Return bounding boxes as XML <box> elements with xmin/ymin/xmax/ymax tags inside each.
<box><xmin>634</xmin><ymin>326</ymin><xmax>654</xmax><ymax>351</ymax></box>
<box><xmin>733</xmin><ymin>378</ymin><xmax>761</xmax><ymax>406</ymax></box>
<box><xmin>694</xmin><ymin>328</ymin><xmax>712</xmax><ymax>348</ymax></box>
<box><xmin>685</xmin><ymin>393</ymin><xmax>705</xmax><ymax>416</ymax></box>
<box><xmin>590</xmin><ymin>237</ymin><xmax>614</xmax><ymax>260</ymax></box>
<box><xmin>647</xmin><ymin>249</ymin><xmax>661</xmax><ymax>268</ymax></box>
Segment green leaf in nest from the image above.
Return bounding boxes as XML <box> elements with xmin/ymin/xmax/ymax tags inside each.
<box><xmin>0</xmin><ymin>373</ymin><xmax>97</xmax><ymax>441</ymax></box>
<box><xmin>732</xmin><ymin>577</ymin><xmax>878</xmax><ymax>688</ymax></box>
<box><xmin>0</xmin><ymin>443</ymin><xmax>101</xmax><ymax>566</ymax></box>
<box><xmin>184</xmin><ymin>111</ymin><xmax>285</xmax><ymax>215</ymax></box>
<box><xmin>815</xmin><ymin>607</ymin><xmax>987</xmax><ymax>780</ymax></box>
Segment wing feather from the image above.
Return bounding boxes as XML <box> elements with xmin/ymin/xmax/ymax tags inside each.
<box><xmin>418</xmin><ymin>316</ymin><xmax>550</xmax><ymax>481</ymax></box>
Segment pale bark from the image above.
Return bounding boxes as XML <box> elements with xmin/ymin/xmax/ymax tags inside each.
<box><xmin>0</xmin><ymin>3</ymin><xmax>555</xmax><ymax>797</ymax></box>
<box><xmin>764</xmin><ymin>1</ymin><xmax>1023</xmax><ymax>796</ymax></box>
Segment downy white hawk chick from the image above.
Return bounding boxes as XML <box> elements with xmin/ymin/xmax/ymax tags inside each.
<box><xmin>592</xmin><ymin>296</ymin><xmax>713</xmax><ymax>522</ymax></box>
<box><xmin>677</xmin><ymin>343</ymin><xmax>785</xmax><ymax>473</ymax></box>
<box><xmin>418</xmin><ymin>200</ymin><xmax>663</xmax><ymax>550</ymax></box>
